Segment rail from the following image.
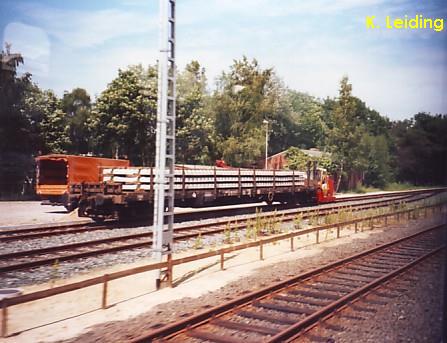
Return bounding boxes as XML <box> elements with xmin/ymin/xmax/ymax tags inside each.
<box><xmin>132</xmin><ymin>224</ymin><xmax>445</xmax><ymax>342</ymax></box>
<box><xmin>0</xmin><ymin>201</ymin><xmax>445</xmax><ymax>337</ymax></box>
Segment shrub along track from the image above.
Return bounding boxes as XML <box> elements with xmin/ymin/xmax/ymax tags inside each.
<box><xmin>131</xmin><ymin>224</ymin><xmax>445</xmax><ymax>343</ymax></box>
<box><xmin>0</xmin><ymin>191</ymin><xmax>442</xmax><ymax>274</ymax></box>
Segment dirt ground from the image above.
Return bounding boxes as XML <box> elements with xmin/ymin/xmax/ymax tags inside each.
<box><xmin>0</xmin><ymin>201</ymin><xmax>87</xmax><ymax>227</ymax></box>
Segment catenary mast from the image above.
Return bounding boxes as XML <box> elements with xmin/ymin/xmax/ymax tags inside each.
<box><xmin>152</xmin><ymin>0</ymin><xmax>176</xmax><ymax>289</ymax></box>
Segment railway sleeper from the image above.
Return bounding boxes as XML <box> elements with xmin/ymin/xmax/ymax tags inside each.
<box><xmin>343</xmin><ymin>265</ymin><xmax>390</xmax><ymax>274</ymax></box>
<box><xmin>187</xmin><ymin>329</ymin><xmax>258</xmax><ymax>343</ymax></box>
<box><xmin>320</xmin><ymin>321</ymin><xmax>344</xmax><ymax>332</ymax></box>
<box><xmin>253</xmin><ymin>301</ymin><xmax>315</xmax><ymax>315</ymax></box>
<box><xmin>305</xmin><ymin>333</ymin><xmax>335</xmax><ymax>342</ymax></box>
<box><xmin>361</xmin><ymin>298</ymin><xmax>388</xmax><ymax>306</ymax></box>
<box><xmin>236</xmin><ymin>310</ymin><xmax>296</xmax><ymax>325</ymax></box>
<box><xmin>275</xmin><ymin>294</ymin><xmax>329</xmax><ymax>307</ymax></box>
<box><xmin>211</xmin><ymin>318</ymin><xmax>280</xmax><ymax>336</ymax></box>
<box><xmin>348</xmin><ymin>303</ymin><xmax>378</xmax><ymax>313</ymax></box>
<box><xmin>287</xmin><ymin>289</ymin><xmax>340</xmax><ymax>300</ymax></box>
<box><xmin>303</xmin><ymin>282</ymin><xmax>354</xmax><ymax>294</ymax></box>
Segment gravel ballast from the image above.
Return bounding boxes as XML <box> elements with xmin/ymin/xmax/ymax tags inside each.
<box><xmin>56</xmin><ymin>212</ymin><xmax>446</xmax><ymax>343</ymax></box>
<box><xmin>2</xmin><ymin>196</ymin><xmax>439</xmax><ymax>288</ymax></box>
<box><xmin>299</xmin><ymin>252</ymin><xmax>445</xmax><ymax>342</ymax></box>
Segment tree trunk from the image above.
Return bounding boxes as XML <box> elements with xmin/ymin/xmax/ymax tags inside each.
<box><xmin>335</xmin><ymin>162</ymin><xmax>343</xmax><ymax>193</ymax></box>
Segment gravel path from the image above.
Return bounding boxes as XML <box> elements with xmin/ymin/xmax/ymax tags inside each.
<box><xmin>57</xmin><ymin>213</ymin><xmax>446</xmax><ymax>343</ymax></box>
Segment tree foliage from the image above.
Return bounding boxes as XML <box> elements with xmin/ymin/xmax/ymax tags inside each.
<box><xmin>285</xmin><ymin>147</ymin><xmax>334</xmax><ymax>173</ymax></box>
<box><xmin>0</xmin><ymin>47</ymin><xmax>35</xmax><ymax>196</ymax></box>
<box><xmin>286</xmin><ymin>91</ymin><xmax>326</xmax><ymax>148</ymax></box>
<box><xmin>359</xmin><ymin>134</ymin><xmax>391</xmax><ymax>188</ymax></box>
<box><xmin>176</xmin><ymin>61</ymin><xmax>215</xmax><ymax>164</ymax></box>
<box><xmin>23</xmin><ymin>85</ymin><xmax>70</xmax><ymax>154</ymax></box>
<box><xmin>391</xmin><ymin>113</ymin><xmax>447</xmax><ymax>185</ymax></box>
<box><xmin>212</xmin><ymin>56</ymin><xmax>297</xmax><ymax>167</ymax></box>
<box><xmin>89</xmin><ymin>64</ymin><xmax>157</xmax><ymax>165</ymax></box>
<box><xmin>62</xmin><ymin>88</ymin><xmax>91</xmax><ymax>154</ymax></box>
<box><xmin>323</xmin><ymin>76</ymin><xmax>394</xmax><ymax>189</ymax></box>
<box><xmin>1</xmin><ymin>47</ymin><xmax>445</xmax><ymax>197</ymax></box>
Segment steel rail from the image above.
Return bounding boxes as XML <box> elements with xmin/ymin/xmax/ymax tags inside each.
<box><xmin>0</xmin><ymin>188</ymin><xmax>442</xmax><ymax>241</ymax></box>
<box><xmin>271</xmin><ymin>245</ymin><xmax>444</xmax><ymax>342</ymax></box>
<box><xmin>0</xmin><ymin>193</ymin><xmax>439</xmax><ymax>273</ymax></box>
<box><xmin>0</xmin><ymin>208</ymin><xmax>444</xmax><ymax>338</ymax></box>
<box><xmin>131</xmin><ymin>224</ymin><xmax>445</xmax><ymax>342</ymax></box>
<box><xmin>0</xmin><ymin>191</ymin><xmax>432</xmax><ymax>242</ymax></box>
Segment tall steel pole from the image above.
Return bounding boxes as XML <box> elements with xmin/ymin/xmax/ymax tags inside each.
<box><xmin>153</xmin><ymin>0</ymin><xmax>176</xmax><ymax>289</ymax></box>
<box><xmin>263</xmin><ymin>119</ymin><xmax>269</xmax><ymax>169</ymax></box>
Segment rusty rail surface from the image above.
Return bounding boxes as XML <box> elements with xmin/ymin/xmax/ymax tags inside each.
<box><xmin>0</xmin><ymin>188</ymin><xmax>443</xmax><ymax>240</ymax></box>
<box><xmin>0</xmin><ymin>192</ymin><xmax>436</xmax><ymax>273</ymax></box>
<box><xmin>131</xmin><ymin>223</ymin><xmax>445</xmax><ymax>342</ymax></box>
<box><xmin>0</xmin><ymin>201</ymin><xmax>445</xmax><ymax>337</ymax></box>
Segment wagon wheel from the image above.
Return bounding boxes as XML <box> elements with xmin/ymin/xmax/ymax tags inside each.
<box><xmin>265</xmin><ymin>191</ymin><xmax>274</xmax><ymax>205</ymax></box>
<box><xmin>93</xmin><ymin>216</ymin><xmax>105</xmax><ymax>223</ymax></box>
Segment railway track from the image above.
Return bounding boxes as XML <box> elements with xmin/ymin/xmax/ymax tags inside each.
<box><xmin>0</xmin><ymin>191</ymin><xmax>440</xmax><ymax>273</ymax></box>
<box><xmin>0</xmin><ymin>190</ymin><xmax>436</xmax><ymax>242</ymax></box>
<box><xmin>131</xmin><ymin>224</ymin><xmax>446</xmax><ymax>343</ymax></box>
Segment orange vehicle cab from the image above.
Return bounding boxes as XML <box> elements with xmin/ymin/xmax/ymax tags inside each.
<box><xmin>35</xmin><ymin>154</ymin><xmax>129</xmax><ymax>210</ymax></box>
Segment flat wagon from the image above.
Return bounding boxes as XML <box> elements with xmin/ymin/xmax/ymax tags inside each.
<box><xmin>73</xmin><ymin>163</ymin><xmax>335</xmax><ymax>221</ymax></box>
<box><xmin>35</xmin><ymin>154</ymin><xmax>130</xmax><ymax>211</ymax></box>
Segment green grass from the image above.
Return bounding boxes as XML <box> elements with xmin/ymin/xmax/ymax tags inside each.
<box><xmin>383</xmin><ymin>182</ymin><xmax>429</xmax><ymax>191</ymax></box>
<box><xmin>352</xmin><ymin>184</ymin><xmax>381</xmax><ymax>194</ymax></box>
<box><xmin>346</xmin><ymin>181</ymin><xmax>437</xmax><ymax>194</ymax></box>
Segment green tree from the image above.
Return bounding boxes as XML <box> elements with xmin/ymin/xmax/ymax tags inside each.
<box><xmin>0</xmin><ymin>45</ymin><xmax>34</xmax><ymax>196</ymax></box>
<box><xmin>176</xmin><ymin>61</ymin><xmax>215</xmax><ymax>164</ymax></box>
<box><xmin>212</xmin><ymin>56</ymin><xmax>293</xmax><ymax>166</ymax></box>
<box><xmin>322</xmin><ymin>76</ymin><xmax>395</xmax><ymax>190</ymax></box>
<box><xmin>286</xmin><ymin>90</ymin><xmax>326</xmax><ymax>148</ymax></box>
<box><xmin>285</xmin><ymin>147</ymin><xmax>334</xmax><ymax>173</ymax></box>
<box><xmin>391</xmin><ymin>113</ymin><xmax>447</xmax><ymax>185</ymax></box>
<box><xmin>353</xmin><ymin>98</ymin><xmax>390</xmax><ymax>137</ymax></box>
<box><xmin>89</xmin><ymin>64</ymin><xmax>158</xmax><ymax>165</ymax></box>
<box><xmin>0</xmin><ymin>46</ymin><xmax>31</xmax><ymax>153</ymax></box>
<box><xmin>359</xmin><ymin>134</ymin><xmax>392</xmax><ymax>188</ymax></box>
<box><xmin>326</xmin><ymin>76</ymin><xmax>366</xmax><ymax>190</ymax></box>
<box><xmin>22</xmin><ymin>85</ymin><xmax>70</xmax><ymax>154</ymax></box>
<box><xmin>220</xmin><ymin>129</ymin><xmax>265</xmax><ymax>167</ymax></box>
<box><xmin>62</xmin><ymin>88</ymin><xmax>91</xmax><ymax>154</ymax></box>
<box><xmin>1</xmin><ymin>44</ymin><xmax>70</xmax><ymax>196</ymax></box>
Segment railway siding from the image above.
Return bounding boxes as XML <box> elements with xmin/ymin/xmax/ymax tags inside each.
<box><xmin>0</xmin><ymin>192</ymin><xmax>438</xmax><ymax>278</ymax></box>
<box><xmin>0</xmin><ymin>201</ymin><xmax>445</xmax><ymax>338</ymax></box>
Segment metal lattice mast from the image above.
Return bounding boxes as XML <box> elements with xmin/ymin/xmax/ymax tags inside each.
<box><xmin>153</xmin><ymin>0</ymin><xmax>175</xmax><ymax>288</ymax></box>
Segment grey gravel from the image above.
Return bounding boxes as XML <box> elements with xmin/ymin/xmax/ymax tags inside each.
<box><xmin>299</xmin><ymin>253</ymin><xmax>445</xmax><ymax>343</ymax></box>
<box><xmin>1</xmin><ymin>227</ymin><xmax>150</xmax><ymax>254</ymax></box>
<box><xmin>57</xmin><ymin>210</ymin><xmax>446</xmax><ymax>343</ymax></box>
<box><xmin>0</xmin><ymin>195</ymin><xmax>441</xmax><ymax>288</ymax></box>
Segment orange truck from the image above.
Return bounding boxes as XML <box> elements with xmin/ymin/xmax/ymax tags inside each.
<box><xmin>35</xmin><ymin>154</ymin><xmax>129</xmax><ymax>211</ymax></box>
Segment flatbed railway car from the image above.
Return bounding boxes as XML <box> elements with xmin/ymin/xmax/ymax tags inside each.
<box><xmin>35</xmin><ymin>154</ymin><xmax>130</xmax><ymax>211</ymax></box>
<box><xmin>73</xmin><ymin>163</ymin><xmax>335</xmax><ymax>221</ymax></box>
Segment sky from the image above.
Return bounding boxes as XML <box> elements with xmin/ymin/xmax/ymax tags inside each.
<box><xmin>1</xmin><ymin>0</ymin><xmax>446</xmax><ymax>120</ymax></box>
